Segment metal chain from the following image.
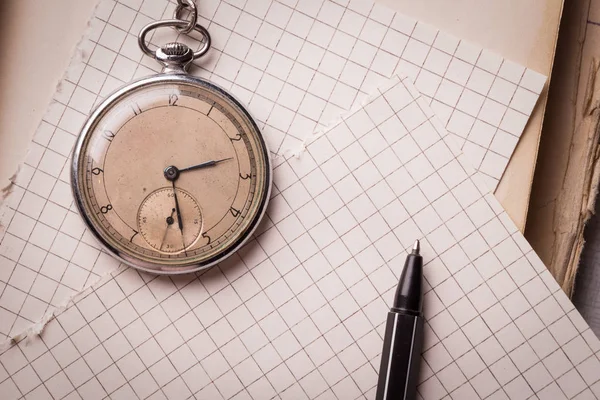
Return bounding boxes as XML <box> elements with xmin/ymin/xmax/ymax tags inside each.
<box><xmin>173</xmin><ymin>0</ymin><xmax>198</xmax><ymax>34</ymax></box>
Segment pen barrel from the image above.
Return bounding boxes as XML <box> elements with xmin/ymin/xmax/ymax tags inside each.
<box><xmin>375</xmin><ymin>311</ymin><xmax>424</xmax><ymax>400</ymax></box>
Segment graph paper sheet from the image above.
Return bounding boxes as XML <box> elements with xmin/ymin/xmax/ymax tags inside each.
<box><xmin>1</xmin><ymin>75</ymin><xmax>599</xmax><ymax>400</ymax></box>
<box><xmin>0</xmin><ymin>0</ymin><xmax>547</xmax><ymax>339</ymax></box>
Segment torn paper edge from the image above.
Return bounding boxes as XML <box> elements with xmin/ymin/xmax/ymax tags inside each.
<box><xmin>0</xmin><ymin>1</ymin><xmax>108</xmax><ymax>347</ymax></box>
<box><xmin>283</xmin><ymin>73</ymin><xmax>493</xmax><ymax>199</ymax></box>
<box><xmin>0</xmin><ymin>170</ymin><xmax>18</xmax><ymax>241</ymax></box>
<box><xmin>285</xmin><ymin>75</ymin><xmax>406</xmax><ymax>159</ymax></box>
<box><xmin>0</xmin><ymin>264</ymin><xmax>128</xmax><ymax>352</ymax></box>
<box><xmin>0</xmin><ymin>6</ymin><xmax>95</xmax><ymax>221</ymax></box>
<box><xmin>562</xmin><ymin>58</ymin><xmax>600</xmax><ymax>296</ymax></box>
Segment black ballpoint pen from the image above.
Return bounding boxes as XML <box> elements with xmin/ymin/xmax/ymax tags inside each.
<box><xmin>376</xmin><ymin>239</ymin><xmax>424</xmax><ymax>400</ymax></box>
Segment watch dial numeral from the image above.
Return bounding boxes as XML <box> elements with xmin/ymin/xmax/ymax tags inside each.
<box><xmin>202</xmin><ymin>232</ymin><xmax>211</xmax><ymax>245</ymax></box>
<box><xmin>92</xmin><ymin>167</ymin><xmax>103</xmax><ymax>175</ymax></box>
<box><xmin>131</xmin><ymin>103</ymin><xmax>142</xmax><ymax>115</ymax></box>
<box><xmin>169</xmin><ymin>94</ymin><xmax>179</xmax><ymax>106</ymax></box>
<box><xmin>100</xmin><ymin>204</ymin><xmax>113</xmax><ymax>214</ymax></box>
<box><xmin>103</xmin><ymin>130</ymin><xmax>116</xmax><ymax>142</ymax></box>
<box><xmin>240</xmin><ymin>173</ymin><xmax>251</xmax><ymax>180</ymax></box>
<box><xmin>229</xmin><ymin>207</ymin><xmax>240</xmax><ymax>217</ymax></box>
<box><xmin>130</xmin><ymin>231</ymin><xmax>139</xmax><ymax>242</ymax></box>
<box><xmin>230</xmin><ymin>133</ymin><xmax>242</xmax><ymax>141</ymax></box>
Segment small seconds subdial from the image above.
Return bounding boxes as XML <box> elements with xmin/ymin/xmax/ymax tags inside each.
<box><xmin>138</xmin><ymin>188</ymin><xmax>202</xmax><ymax>253</ymax></box>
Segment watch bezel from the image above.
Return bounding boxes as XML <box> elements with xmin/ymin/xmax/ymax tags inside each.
<box><xmin>71</xmin><ymin>73</ymin><xmax>272</xmax><ymax>275</ymax></box>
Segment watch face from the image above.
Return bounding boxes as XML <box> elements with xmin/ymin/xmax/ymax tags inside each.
<box><xmin>72</xmin><ymin>76</ymin><xmax>271</xmax><ymax>273</ymax></box>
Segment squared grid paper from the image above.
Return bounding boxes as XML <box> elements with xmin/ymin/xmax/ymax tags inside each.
<box><xmin>1</xmin><ymin>75</ymin><xmax>599</xmax><ymax>400</ymax></box>
<box><xmin>0</xmin><ymin>0</ymin><xmax>545</xmax><ymax>337</ymax></box>
<box><xmin>0</xmin><ymin>0</ymin><xmax>546</xmax><ymax>345</ymax></box>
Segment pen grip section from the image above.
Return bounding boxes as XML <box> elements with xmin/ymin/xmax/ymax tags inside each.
<box><xmin>376</xmin><ymin>312</ymin><xmax>424</xmax><ymax>400</ymax></box>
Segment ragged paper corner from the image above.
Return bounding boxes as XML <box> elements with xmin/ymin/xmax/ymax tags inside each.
<box><xmin>527</xmin><ymin>0</ymin><xmax>600</xmax><ymax>298</ymax></box>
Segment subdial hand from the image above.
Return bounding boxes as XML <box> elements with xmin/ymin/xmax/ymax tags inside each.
<box><xmin>159</xmin><ymin>209</ymin><xmax>176</xmax><ymax>251</ymax></box>
<box><xmin>171</xmin><ymin>182</ymin><xmax>188</xmax><ymax>255</ymax></box>
<box><xmin>163</xmin><ymin>158</ymin><xmax>233</xmax><ymax>181</ymax></box>
<box><xmin>172</xmin><ymin>182</ymin><xmax>184</xmax><ymax>231</ymax></box>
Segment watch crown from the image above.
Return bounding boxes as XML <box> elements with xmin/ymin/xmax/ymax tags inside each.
<box><xmin>155</xmin><ymin>42</ymin><xmax>194</xmax><ymax>73</ymax></box>
<box><xmin>161</xmin><ymin>42</ymin><xmax>189</xmax><ymax>56</ymax></box>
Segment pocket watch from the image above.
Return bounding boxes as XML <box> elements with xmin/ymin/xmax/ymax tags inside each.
<box><xmin>71</xmin><ymin>1</ymin><xmax>272</xmax><ymax>274</ymax></box>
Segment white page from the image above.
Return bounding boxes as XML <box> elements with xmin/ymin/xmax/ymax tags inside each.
<box><xmin>1</xmin><ymin>74</ymin><xmax>598</xmax><ymax>400</ymax></box>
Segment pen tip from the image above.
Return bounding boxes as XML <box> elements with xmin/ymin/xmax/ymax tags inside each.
<box><xmin>412</xmin><ymin>239</ymin><xmax>420</xmax><ymax>255</ymax></box>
